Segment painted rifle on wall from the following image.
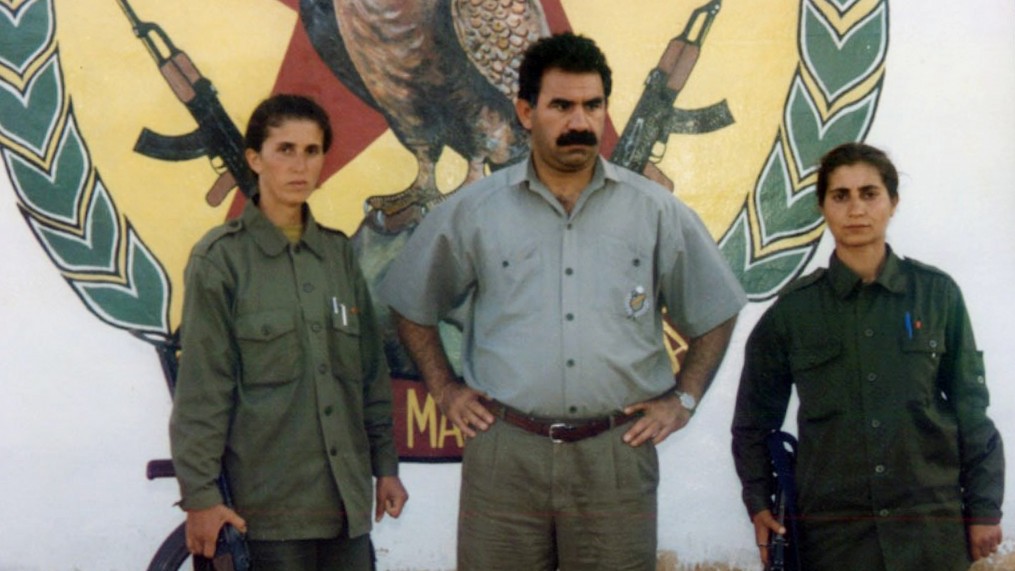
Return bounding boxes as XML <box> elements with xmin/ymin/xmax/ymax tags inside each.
<box><xmin>609</xmin><ymin>0</ymin><xmax>733</xmax><ymax>189</ymax></box>
<box><xmin>116</xmin><ymin>0</ymin><xmax>257</xmax><ymax>206</ymax></box>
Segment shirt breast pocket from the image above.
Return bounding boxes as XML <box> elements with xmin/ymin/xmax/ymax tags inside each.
<box><xmin>235</xmin><ymin>309</ymin><xmax>302</xmax><ymax>386</ymax></box>
<box><xmin>594</xmin><ymin>235</ymin><xmax>652</xmax><ymax>318</ymax></box>
<box><xmin>899</xmin><ymin>330</ymin><xmax>947</xmax><ymax>403</ymax></box>
<box><xmin>329</xmin><ymin>310</ymin><xmax>363</xmax><ymax>383</ymax></box>
<box><xmin>789</xmin><ymin>341</ymin><xmax>845</xmax><ymax>422</ymax></box>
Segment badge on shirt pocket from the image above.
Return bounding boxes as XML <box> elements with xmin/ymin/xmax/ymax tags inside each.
<box><xmin>626</xmin><ymin>285</ymin><xmax>651</xmax><ymax>319</ymax></box>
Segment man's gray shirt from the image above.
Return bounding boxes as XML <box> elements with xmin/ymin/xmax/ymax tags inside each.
<box><xmin>380</xmin><ymin>157</ymin><xmax>746</xmax><ymax>418</ymax></box>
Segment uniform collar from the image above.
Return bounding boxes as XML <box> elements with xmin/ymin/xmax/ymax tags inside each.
<box><xmin>521</xmin><ymin>155</ymin><xmax>616</xmax><ymax>214</ymax></box>
<box><xmin>241</xmin><ymin>199</ymin><xmax>324</xmax><ymax>259</ymax></box>
<box><xmin>827</xmin><ymin>245</ymin><xmax>906</xmax><ymax>298</ymax></box>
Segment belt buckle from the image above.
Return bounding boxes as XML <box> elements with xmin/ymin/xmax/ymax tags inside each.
<box><xmin>548</xmin><ymin>422</ymin><xmax>572</xmax><ymax>444</ymax></box>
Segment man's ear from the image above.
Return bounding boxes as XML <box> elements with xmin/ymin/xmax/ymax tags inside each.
<box><xmin>515</xmin><ymin>97</ymin><xmax>533</xmax><ymax>130</ymax></box>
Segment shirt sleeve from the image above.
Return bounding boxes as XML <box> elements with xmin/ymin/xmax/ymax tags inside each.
<box><xmin>658</xmin><ymin>200</ymin><xmax>747</xmax><ymax>338</ymax></box>
<box><xmin>940</xmin><ymin>282</ymin><xmax>1005</xmax><ymax>523</ymax></box>
<box><xmin>731</xmin><ymin>305</ymin><xmax>794</xmax><ymax>517</ymax></box>
<box><xmin>377</xmin><ymin>199</ymin><xmax>476</xmax><ymax>326</ymax></box>
<box><xmin>351</xmin><ymin>250</ymin><xmax>399</xmax><ymax>478</ymax></box>
<box><xmin>169</xmin><ymin>253</ymin><xmax>236</xmax><ymax>510</ymax></box>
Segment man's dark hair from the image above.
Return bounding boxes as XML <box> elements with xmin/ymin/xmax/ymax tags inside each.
<box><xmin>816</xmin><ymin>142</ymin><xmax>899</xmax><ymax>205</ymax></box>
<box><xmin>517</xmin><ymin>32</ymin><xmax>612</xmax><ymax>105</ymax></box>
<box><xmin>244</xmin><ymin>94</ymin><xmax>333</xmax><ymax>153</ymax></box>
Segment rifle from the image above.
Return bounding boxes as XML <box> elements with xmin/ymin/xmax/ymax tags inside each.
<box><xmin>212</xmin><ymin>470</ymin><xmax>252</xmax><ymax>571</ymax></box>
<box><xmin>765</xmin><ymin>431</ymin><xmax>800</xmax><ymax>571</ymax></box>
<box><xmin>609</xmin><ymin>0</ymin><xmax>734</xmax><ymax>187</ymax></box>
<box><xmin>136</xmin><ymin>331</ymin><xmax>251</xmax><ymax>571</ymax></box>
<box><xmin>116</xmin><ymin>0</ymin><xmax>257</xmax><ymax>206</ymax></box>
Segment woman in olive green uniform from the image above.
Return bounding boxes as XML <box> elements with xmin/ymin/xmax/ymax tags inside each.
<box><xmin>170</xmin><ymin>94</ymin><xmax>408</xmax><ymax>570</ymax></box>
<box><xmin>732</xmin><ymin>143</ymin><xmax>1003</xmax><ymax>570</ymax></box>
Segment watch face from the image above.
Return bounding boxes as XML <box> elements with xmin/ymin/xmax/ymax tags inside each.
<box><xmin>678</xmin><ymin>392</ymin><xmax>696</xmax><ymax>411</ymax></box>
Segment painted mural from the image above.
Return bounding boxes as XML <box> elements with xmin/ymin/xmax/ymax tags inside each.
<box><xmin>12</xmin><ymin>1</ymin><xmax>1013</xmax><ymax>570</ymax></box>
<box><xmin>0</xmin><ymin>0</ymin><xmax>886</xmax><ymax>461</ymax></box>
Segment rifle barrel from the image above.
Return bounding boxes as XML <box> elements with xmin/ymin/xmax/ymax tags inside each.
<box><xmin>681</xmin><ymin>0</ymin><xmax>722</xmax><ymax>46</ymax></box>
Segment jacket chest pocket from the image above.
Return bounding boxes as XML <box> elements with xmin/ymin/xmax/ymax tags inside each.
<box><xmin>898</xmin><ymin>330</ymin><xmax>947</xmax><ymax>403</ymax></box>
<box><xmin>235</xmin><ymin>309</ymin><xmax>302</xmax><ymax>385</ymax></box>
<box><xmin>329</xmin><ymin>309</ymin><xmax>363</xmax><ymax>383</ymax></box>
<box><xmin>789</xmin><ymin>341</ymin><xmax>844</xmax><ymax>422</ymax></box>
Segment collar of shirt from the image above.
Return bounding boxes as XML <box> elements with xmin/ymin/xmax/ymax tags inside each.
<box><xmin>520</xmin><ymin>156</ymin><xmax>621</xmax><ymax>217</ymax></box>
<box><xmin>827</xmin><ymin>244</ymin><xmax>907</xmax><ymax>298</ymax></box>
<box><xmin>241</xmin><ymin>199</ymin><xmax>325</xmax><ymax>260</ymax></box>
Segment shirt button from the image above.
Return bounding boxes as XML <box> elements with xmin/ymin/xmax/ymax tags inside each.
<box><xmin>569</xmin><ymin>406</ymin><xmax>578</xmax><ymax>413</ymax></box>
<box><xmin>311</xmin><ymin>322</ymin><xmax>322</xmax><ymax>332</ymax></box>
<box><xmin>875</xmin><ymin>464</ymin><xmax>885</xmax><ymax>474</ymax></box>
<box><xmin>864</xmin><ymin>328</ymin><xmax>874</xmax><ymax>337</ymax></box>
<box><xmin>502</xmin><ymin>260</ymin><xmax>509</xmax><ymax>268</ymax></box>
<box><xmin>318</xmin><ymin>363</ymin><xmax>327</xmax><ymax>374</ymax></box>
<box><xmin>303</xmin><ymin>283</ymin><xmax>314</xmax><ymax>293</ymax></box>
<box><xmin>871</xmin><ymin>419</ymin><xmax>881</xmax><ymax>428</ymax></box>
<box><xmin>329</xmin><ymin>447</ymin><xmax>337</xmax><ymax>456</ymax></box>
<box><xmin>323</xmin><ymin>406</ymin><xmax>333</xmax><ymax>416</ymax></box>
<box><xmin>261</xmin><ymin>325</ymin><xmax>272</xmax><ymax>336</ymax></box>
<box><xmin>566</xmin><ymin>313</ymin><xmax>574</xmax><ymax>321</ymax></box>
<box><xmin>929</xmin><ymin>340</ymin><xmax>938</xmax><ymax>349</ymax></box>
<box><xmin>879</xmin><ymin>509</ymin><xmax>890</xmax><ymax>517</ymax></box>
<box><xmin>632</xmin><ymin>258</ymin><xmax>640</xmax><ymax>267</ymax></box>
<box><xmin>565</xmin><ymin>268</ymin><xmax>574</xmax><ymax>276</ymax></box>
<box><xmin>977</xmin><ymin>375</ymin><xmax>986</xmax><ymax>384</ymax></box>
<box><xmin>566</xmin><ymin>223</ymin><xmax>573</xmax><ymax>230</ymax></box>
<box><xmin>867</xmin><ymin>373</ymin><xmax>877</xmax><ymax>382</ymax></box>
<box><xmin>566</xmin><ymin>359</ymin><xmax>575</xmax><ymax>367</ymax></box>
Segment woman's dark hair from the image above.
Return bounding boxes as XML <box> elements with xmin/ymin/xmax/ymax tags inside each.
<box><xmin>244</xmin><ymin>94</ymin><xmax>333</xmax><ymax>153</ymax></box>
<box><xmin>816</xmin><ymin>142</ymin><xmax>899</xmax><ymax>205</ymax></box>
<box><xmin>517</xmin><ymin>33</ymin><xmax>612</xmax><ymax>105</ymax></box>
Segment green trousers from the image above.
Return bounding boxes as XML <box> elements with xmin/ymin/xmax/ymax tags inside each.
<box><xmin>458</xmin><ymin>420</ymin><xmax>659</xmax><ymax>571</ymax></box>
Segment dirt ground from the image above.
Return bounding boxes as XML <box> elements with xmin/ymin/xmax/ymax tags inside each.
<box><xmin>655</xmin><ymin>546</ymin><xmax>1015</xmax><ymax>571</ymax></box>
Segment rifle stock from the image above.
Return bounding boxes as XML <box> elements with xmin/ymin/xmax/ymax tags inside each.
<box><xmin>765</xmin><ymin>431</ymin><xmax>800</xmax><ymax>571</ymax></box>
<box><xmin>213</xmin><ymin>472</ymin><xmax>251</xmax><ymax>571</ymax></box>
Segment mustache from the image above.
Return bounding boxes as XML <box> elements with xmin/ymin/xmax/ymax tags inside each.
<box><xmin>556</xmin><ymin>130</ymin><xmax>598</xmax><ymax>147</ymax></box>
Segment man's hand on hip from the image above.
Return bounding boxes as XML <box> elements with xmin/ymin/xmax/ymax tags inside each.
<box><xmin>436</xmin><ymin>382</ymin><xmax>495</xmax><ymax>438</ymax></box>
<box><xmin>622</xmin><ymin>393</ymin><xmax>690</xmax><ymax>447</ymax></box>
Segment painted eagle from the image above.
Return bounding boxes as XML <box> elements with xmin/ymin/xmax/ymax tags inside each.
<box><xmin>300</xmin><ymin>0</ymin><xmax>550</xmax><ymax>231</ymax></box>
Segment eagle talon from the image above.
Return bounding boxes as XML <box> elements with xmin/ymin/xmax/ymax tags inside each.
<box><xmin>362</xmin><ymin>204</ymin><xmax>426</xmax><ymax>235</ymax></box>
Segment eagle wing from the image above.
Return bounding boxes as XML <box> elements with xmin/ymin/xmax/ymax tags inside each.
<box><xmin>451</xmin><ymin>0</ymin><xmax>550</xmax><ymax>101</ymax></box>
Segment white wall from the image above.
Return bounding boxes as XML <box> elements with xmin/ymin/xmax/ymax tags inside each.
<box><xmin>1</xmin><ymin>1</ymin><xmax>1013</xmax><ymax>569</ymax></box>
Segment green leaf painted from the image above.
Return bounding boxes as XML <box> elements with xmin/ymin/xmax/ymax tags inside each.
<box><xmin>0</xmin><ymin>0</ymin><xmax>54</xmax><ymax>74</ymax></box>
<box><xmin>7</xmin><ymin>119</ymin><xmax>88</xmax><ymax>224</ymax></box>
<box><xmin>72</xmin><ymin>230</ymin><xmax>170</xmax><ymax>334</ymax></box>
<box><xmin>720</xmin><ymin>210</ymin><xmax>815</xmax><ymax>299</ymax></box>
<box><xmin>785</xmin><ymin>78</ymin><xmax>879</xmax><ymax>178</ymax></box>
<box><xmin>0</xmin><ymin>54</ymin><xmax>62</xmax><ymax>156</ymax></box>
<box><xmin>27</xmin><ymin>180</ymin><xmax>118</xmax><ymax>272</ymax></box>
<box><xmin>802</xmin><ymin>3</ymin><xmax>886</xmax><ymax>102</ymax></box>
<box><xmin>754</xmin><ymin>142</ymin><xmax>821</xmax><ymax>247</ymax></box>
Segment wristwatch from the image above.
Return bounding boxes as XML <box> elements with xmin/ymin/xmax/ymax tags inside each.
<box><xmin>674</xmin><ymin>390</ymin><xmax>697</xmax><ymax>414</ymax></box>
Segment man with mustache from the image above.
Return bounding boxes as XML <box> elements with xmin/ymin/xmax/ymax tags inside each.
<box><xmin>380</xmin><ymin>33</ymin><xmax>746</xmax><ymax>570</ymax></box>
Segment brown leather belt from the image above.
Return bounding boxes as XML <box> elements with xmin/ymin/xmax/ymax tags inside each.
<box><xmin>488</xmin><ymin>401</ymin><xmax>638</xmax><ymax>443</ymax></box>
